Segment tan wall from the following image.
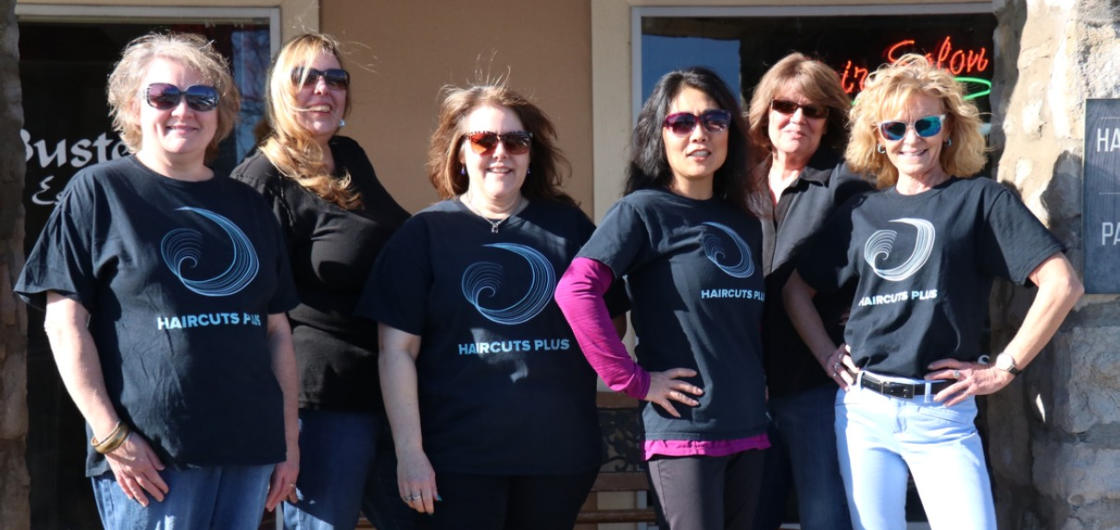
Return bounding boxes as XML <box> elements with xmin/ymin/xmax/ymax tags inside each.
<box><xmin>322</xmin><ymin>0</ymin><xmax>594</xmax><ymax>214</ymax></box>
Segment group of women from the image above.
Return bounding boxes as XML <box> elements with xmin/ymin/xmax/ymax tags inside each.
<box><xmin>14</xmin><ymin>28</ymin><xmax>1082</xmax><ymax>530</ymax></box>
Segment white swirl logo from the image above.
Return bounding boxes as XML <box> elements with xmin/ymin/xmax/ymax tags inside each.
<box><xmin>863</xmin><ymin>217</ymin><xmax>935</xmax><ymax>281</ymax></box>
<box><xmin>460</xmin><ymin>243</ymin><xmax>556</xmax><ymax>325</ymax></box>
<box><xmin>700</xmin><ymin>222</ymin><xmax>756</xmax><ymax>279</ymax></box>
<box><xmin>160</xmin><ymin>207</ymin><xmax>260</xmax><ymax>297</ymax></box>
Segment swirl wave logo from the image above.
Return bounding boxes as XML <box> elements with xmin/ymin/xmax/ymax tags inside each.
<box><xmin>700</xmin><ymin>222</ymin><xmax>756</xmax><ymax>279</ymax></box>
<box><xmin>460</xmin><ymin>243</ymin><xmax>556</xmax><ymax>325</ymax></box>
<box><xmin>160</xmin><ymin>207</ymin><xmax>260</xmax><ymax>297</ymax></box>
<box><xmin>862</xmin><ymin>217</ymin><xmax>936</xmax><ymax>282</ymax></box>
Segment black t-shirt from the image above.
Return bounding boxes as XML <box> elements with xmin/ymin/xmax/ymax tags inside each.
<box><xmin>578</xmin><ymin>189</ymin><xmax>768</xmax><ymax>442</ymax></box>
<box><xmin>231</xmin><ymin>136</ymin><xmax>410</xmax><ymax>413</ymax></box>
<box><xmin>15</xmin><ymin>156</ymin><xmax>299</xmax><ymax>477</ymax></box>
<box><xmin>358</xmin><ymin>198</ymin><xmax>624</xmax><ymax>475</ymax></box>
<box><xmin>798</xmin><ymin>176</ymin><xmax>1062</xmax><ymax>378</ymax></box>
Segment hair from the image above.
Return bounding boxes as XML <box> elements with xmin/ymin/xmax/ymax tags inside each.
<box><xmin>257</xmin><ymin>33</ymin><xmax>360</xmax><ymax>209</ymax></box>
<box><xmin>747</xmin><ymin>52</ymin><xmax>851</xmax><ymax>155</ymax></box>
<box><xmin>106</xmin><ymin>32</ymin><xmax>240</xmax><ymax>158</ymax></box>
<box><xmin>426</xmin><ymin>83</ymin><xmax>576</xmax><ymax>207</ymax></box>
<box><xmin>846</xmin><ymin>53</ymin><xmax>987</xmax><ymax>189</ymax></box>
<box><xmin>626</xmin><ymin>66</ymin><xmax>756</xmax><ymax>213</ymax></box>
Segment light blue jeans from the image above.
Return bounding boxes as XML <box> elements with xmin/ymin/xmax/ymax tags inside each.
<box><xmin>835</xmin><ymin>380</ymin><xmax>997</xmax><ymax>530</ymax></box>
<box><xmin>92</xmin><ymin>464</ymin><xmax>272</xmax><ymax>530</ymax></box>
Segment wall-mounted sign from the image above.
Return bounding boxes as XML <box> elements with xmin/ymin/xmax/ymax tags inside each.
<box><xmin>1084</xmin><ymin>99</ymin><xmax>1120</xmax><ymax>293</ymax></box>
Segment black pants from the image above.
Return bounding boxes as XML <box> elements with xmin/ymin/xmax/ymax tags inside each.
<box><xmin>416</xmin><ymin>470</ymin><xmax>598</xmax><ymax>530</ymax></box>
<box><xmin>648</xmin><ymin>450</ymin><xmax>765</xmax><ymax>530</ymax></box>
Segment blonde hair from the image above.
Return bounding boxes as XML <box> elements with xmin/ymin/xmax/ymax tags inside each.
<box><xmin>258</xmin><ymin>33</ymin><xmax>360</xmax><ymax>209</ymax></box>
<box><xmin>106</xmin><ymin>32</ymin><xmax>239</xmax><ymax>157</ymax></box>
<box><xmin>747</xmin><ymin>52</ymin><xmax>851</xmax><ymax>154</ymax></box>
<box><xmin>846</xmin><ymin>53</ymin><xmax>987</xmax><ymax>189</ymax></box>
<box><xmin>426</xmin><ymin>83</ymin><xmax>575</xmax><ymax>207</ymax></box>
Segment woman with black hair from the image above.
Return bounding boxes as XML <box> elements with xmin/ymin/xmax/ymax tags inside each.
<box><xmin>555</xmin><ymin>67</ymin><xmax>768</xmax><ymax>530</ymax></box>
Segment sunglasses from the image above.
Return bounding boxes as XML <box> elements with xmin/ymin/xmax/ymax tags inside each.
<box><xmin>465</xmin><ymin>131</ymin><xmax>533</xmax><ymax>155</ymax></box>
<box><xmin>662</xmin><ymin>109</ymin><xmax>732</xmax><ymax>136</ymax></box>
<box><xmin>770</xmin><ymin>99</ymin><xmax>829</xmax><ymax>119</ymax></box>
<box><xmin>144</xmin><ymin>83</ymin><xmax>220</xmax><ymax>112</ymax></box>
<box><xmin>878</xmin><ymin>114</ymin><xmax>946</xmax><ymax>141</ymax></box>
<box><xmin>291</xmin><ymin>67</ymin><xmax>350</xmax><ymax>89</ymax></box>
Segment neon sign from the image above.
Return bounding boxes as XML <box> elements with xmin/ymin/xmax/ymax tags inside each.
<box><xmin>839</xmin><ymin>35</ymin><xmax>992</xmax><ymax>98</ymax></box>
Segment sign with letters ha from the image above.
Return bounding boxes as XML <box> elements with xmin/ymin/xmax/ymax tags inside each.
<box><xmin>1084</xmin><ymin>98</ymin><xmax>1120</xmax><ymax>293</ymax></box>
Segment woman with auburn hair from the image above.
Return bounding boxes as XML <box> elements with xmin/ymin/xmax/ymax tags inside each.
<box><xmin>231</xmin><ymin>33</ymin><xmax>412</xmax><ymax>530</ymax></box>
<box><xmin>359</xmin><ymin>82</ymin><xmax>626</xmax><ymax>529</ymax></box>
<box><xmin>746</xmin><ymin>52</ymin><xmax>869</xmax><ymax>530</ymax></box>
<box><xmin>784</xmin><ymin>54</ymin><xmax>1082</xmax><ymax>528</ymax></box>
<box><xmin>16</xmin><ymin>32</ymin><xmax>300</xmax><ymax>527</ymax></box>
<box><xmin>556</xmin><ymin>67</ymin><xmax>767</xmax><ymax>530</ymax></box>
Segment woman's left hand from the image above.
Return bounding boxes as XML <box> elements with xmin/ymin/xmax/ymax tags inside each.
<box><xmin>265</xmin><ymin>450</ymin><xmax>300</xmax><ymax>511</ymax></box>
<box><xmin>925</xmin><ymin>358</ymin><xmax>1016</xmax><ymax>407</ymax></box>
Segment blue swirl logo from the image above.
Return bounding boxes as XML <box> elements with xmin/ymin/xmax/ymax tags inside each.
<box><xmin>863</xmin><ymin>217</ymin><xmax>936</xmax><ymax>282</ymax></box>
<box><xmin>160</xmin><ymin>207</ymin><xmax>260</xmax><ymax>297</ymax></box>
<box><xmin>460</xmin><ymin>243</ymin><xmax>556</xmax><ymax>325</ymax></box>
<box><xmin>700</xmin><ymin>222</ymin><xmax>756</xmax><ymax>279</ymax></box>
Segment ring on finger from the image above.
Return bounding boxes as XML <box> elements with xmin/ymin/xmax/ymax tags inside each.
<box><xmin>953</xmin><ymin>369</ymin><xmax>962</xmax><ymax>379</ymax></box>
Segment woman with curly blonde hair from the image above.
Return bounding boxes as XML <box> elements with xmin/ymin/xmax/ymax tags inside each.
<box><xmin>783</xmin><ymin>54</ymin><xmax>1082</xmax><ymax>528</ymax></box>
<box><xmin>231</xmin><ymin>33</ymin><xmax>411</xmax><ymax>530</ymax></box>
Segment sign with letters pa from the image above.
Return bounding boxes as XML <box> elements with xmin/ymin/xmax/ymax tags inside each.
<box><xmin>1084</xmin><ymin>98</ymin><xmax>1120</xmax><ymax>293</ymax></box>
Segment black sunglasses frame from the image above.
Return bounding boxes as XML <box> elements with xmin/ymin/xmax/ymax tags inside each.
<box><xmin>465</xmin><ymin>131</ymin><xmax>534</xmax><ymax>155</ymax></box>
<box><xmin>770</xmin><ymin>99</ymin><xmax>829</xmax><ymax>119</ymax></box>
<box><xmin>291</xmin><ymin>67</ymin><xmax>350</xmax><ymax>89</ymax></box>
<box><xmin>144</xmin><ymin>83</ymin><xmax>220</xmax><ymax>112</ymax></box>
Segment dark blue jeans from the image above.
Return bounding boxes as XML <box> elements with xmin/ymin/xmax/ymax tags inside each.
<box><xmin>756</xmin><ymin>384</ymin><xmax>852</xmax><ymax>530</ymax></box>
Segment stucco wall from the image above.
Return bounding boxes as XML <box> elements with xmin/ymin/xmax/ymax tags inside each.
<box><xmin>321</xmin><ymin>0</ymin><xmax>595</xmax><ymax>214</ymax></box>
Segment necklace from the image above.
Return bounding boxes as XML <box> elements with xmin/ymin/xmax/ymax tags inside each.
<box><xmin>463</xmin><ymin>193</ymin><xmax>523</xmax><ymax>234</ymax></box>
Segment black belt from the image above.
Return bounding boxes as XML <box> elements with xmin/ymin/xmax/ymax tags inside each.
<box><xmin>859</xmin><ymin>372</ymin><xmax>951</xmax><ymax>399</ymax></box>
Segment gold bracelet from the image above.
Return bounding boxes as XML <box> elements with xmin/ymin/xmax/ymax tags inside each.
<box><xmin>91</xmin><ymin>422</ymin><xmax>130</xmax><ymax>454</ymax></box>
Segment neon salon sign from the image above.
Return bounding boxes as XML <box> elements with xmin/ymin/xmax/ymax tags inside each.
<box><xmin>839</xmin><ymin>36</ymin><xmax>991</xmax><ymax>99</ymax></box>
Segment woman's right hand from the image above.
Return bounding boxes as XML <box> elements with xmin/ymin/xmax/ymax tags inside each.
<box><xmin>105</xmin><ymin>432</ymin><xmax>168</xmax><ymax>506</ymax></box>
<box><xmin>397</xmin><ymin>448</ymin><xmax>439</xmax><ymax>514</ymax></box>
<box><xmin>818</xmin><ymin>343</ymin><xmax>859</xmax><ymax>390</ymax></box>
<box><xmin>644</xmin><ymin>368</ymin><xmax>704</xmax><ymax>417</ymax></box>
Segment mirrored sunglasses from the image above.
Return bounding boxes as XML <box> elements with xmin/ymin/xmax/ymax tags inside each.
<box><xmin>662</xmin><ymin>109</ymin><xmax>732</xmax><ymax>136</ymax></box>
<box><xmin>770</xmin><ymin>99</ymin><xmax>829</xmax><ymax>119</ymax></box>
<box><xmin>466</xmin><ymin>131</ymin><xmax>533</xmax><ymax>155</ymax></box>
<box><xmin>879</xmin><ymin>114</ymin><xmax>946</xmax><ymax>141</ymax></box>
<box><xmin>144</xmin><ymin>83</ymin><xmax>220</xmax><ymax>112</ymax></box>
<box><xmin>290</xmin><ymin>67</ymin><xmax>350</xmax><ymax>89</ymax></box>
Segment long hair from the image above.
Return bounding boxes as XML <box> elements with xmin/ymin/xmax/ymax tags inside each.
<box><xmin>257</xmin><ymin>33</ymin><xmax>360</xmax><ymax>209</ymax></box>
<box><xmin>846</xmin><ymin>53</ymin><xmax>987</xmax><ymax>189</ymax></box>
<box><xmin>626</xmin><ymin>67</ymin><xmax>756</xmax><ymax>213</ymax></box>
<box><xmin>426</xmin><ymin>82</ymin><xmax>576</xmax><ymax>207</ymax></box>
<box><xmin>106</xmin><ymin>32</ymin><xmax>239</xmax><ymax>159</ymax></box>
<box><xmin>747</xmin><ymin>52</ymin><xmax>851</xmax><ymax>155</ymax></box>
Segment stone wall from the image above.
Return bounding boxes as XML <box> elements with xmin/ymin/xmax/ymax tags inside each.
<box><xmin>0</xmin><ymin>0</ymin><xmax>28</xmax><ymax>529</ymax></box>
<box><xmin>989</xmin><ymin>1</ymin><xmax>1120</xmax><ymax>528</ymax></box>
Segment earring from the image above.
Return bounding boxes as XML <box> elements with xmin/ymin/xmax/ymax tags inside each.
<box><xmin>459</xmin><ymin>166</ymin><xmax>466</xmax><ymax>176</ymax></box>
<box><xmin>338</xmin><ymin>119</ymin><xmax>346</xmax><ymax>128</ymax></box>
<box><xmin>877</xmin><ymin>144</ymin><xmax>885</xmax><ymax>154</ymax></box>
<box><xmin>945</xmin><ymin>137</ymin><xmax>952</xmax><ymax>146</ymax></box>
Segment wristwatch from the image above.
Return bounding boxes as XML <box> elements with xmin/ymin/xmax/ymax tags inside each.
<box><xmin>995</xmin><ymin>352</ymin><xmax>1021</xmax><ymax>376</ymax></box>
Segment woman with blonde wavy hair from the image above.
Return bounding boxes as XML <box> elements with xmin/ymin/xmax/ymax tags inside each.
<box><xmin>231</xmin><ymin>33</ymin><xmax>411</xmax><ymax>530</ymax></box>
<box><xmin>782</xmin><ymin>54</ymin><xmax>1082</xmax><ymax>529</ymax></box>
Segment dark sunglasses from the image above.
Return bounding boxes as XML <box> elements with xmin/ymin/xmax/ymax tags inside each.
<box><xmin>465</xmin><ymin>131</ymin><xmax>533</xmax><ymax>155</ymax></box>
<box><xmin>878</xmin><ymin>114</ymin><xmax>946</xmax><ymax>141</ymax></box>
<box><xmin>144</xmin><ymin>83</ymin><xmax>220</xmax><ymax>112</ymax></box>
<box><xmin>662</xmin><ymin>109</ymin><xmax>732</xmax><ymax>136</ymax></box>
<box><xmin>770</xmin><ymin>99</ymin><xmax>829</xmax><ymax>119</ymax></box>
<box><xmin>290</xmin><ymin>67</ymin><xmax>350</xmax><ymax>89</ymax></box>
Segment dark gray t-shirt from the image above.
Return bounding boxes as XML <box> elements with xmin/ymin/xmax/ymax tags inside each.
<box><xmin>15</xmin><ymin>156</ymin><xmax>299</xmax><ymax>476</ymax></box>
<box><xmin>578</xmin><ymin>189</ymin><xmax>768</xmax><ymax>442</ymax></box>
<box><xmin>358</xmin><ymin>198</ymin><xmax>625</xmax><ymax>475</ymax></box>
<box><xmin>798</xmin><ymin>176</ymin><xmax>1062</xmax><ymax>378</ymax></box>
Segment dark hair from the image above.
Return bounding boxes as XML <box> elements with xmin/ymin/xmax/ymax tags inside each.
<box><xmin>427</xmin><ymin>83</ymin><xmax>576</xmax><ymax>207</ymax></box>
<box><xmin>625</xmin><ymin>66</ymin><xmax>756</xmax><ymax>213</ymax></box>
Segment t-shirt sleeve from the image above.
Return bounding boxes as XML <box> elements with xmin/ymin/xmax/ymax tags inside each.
<box><xmin>266</xmin><ymin>209</ymin><xmax>300</xmax><ymax>314</ymax></box>
<box><xmin>14</xmin><ymin>176</ymin><xmax>98</xmax><ymax>310</ymax></box>
<box><xmin>355</xmin><ymin>216</ymin><xmax>432</xmax><ymax>335</ymax></box>
<box><xmin>570</xmin><ymin>206</ymin><xmax>631</xmax><ymax>318</ymax></box>
<box><xmin>977</xmin><ymin>187</ymin><xmax>1064</xmax><ymax>285</ymax></box>
<box><xmin>576</xmin><ymin>200</ymin><xmax>650</xmax><ymax>280</ymax></box>
<box><xmin>795</xmin><ymin>195</ymin><xmax>861</xmax><ymax>293</ymax></box>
